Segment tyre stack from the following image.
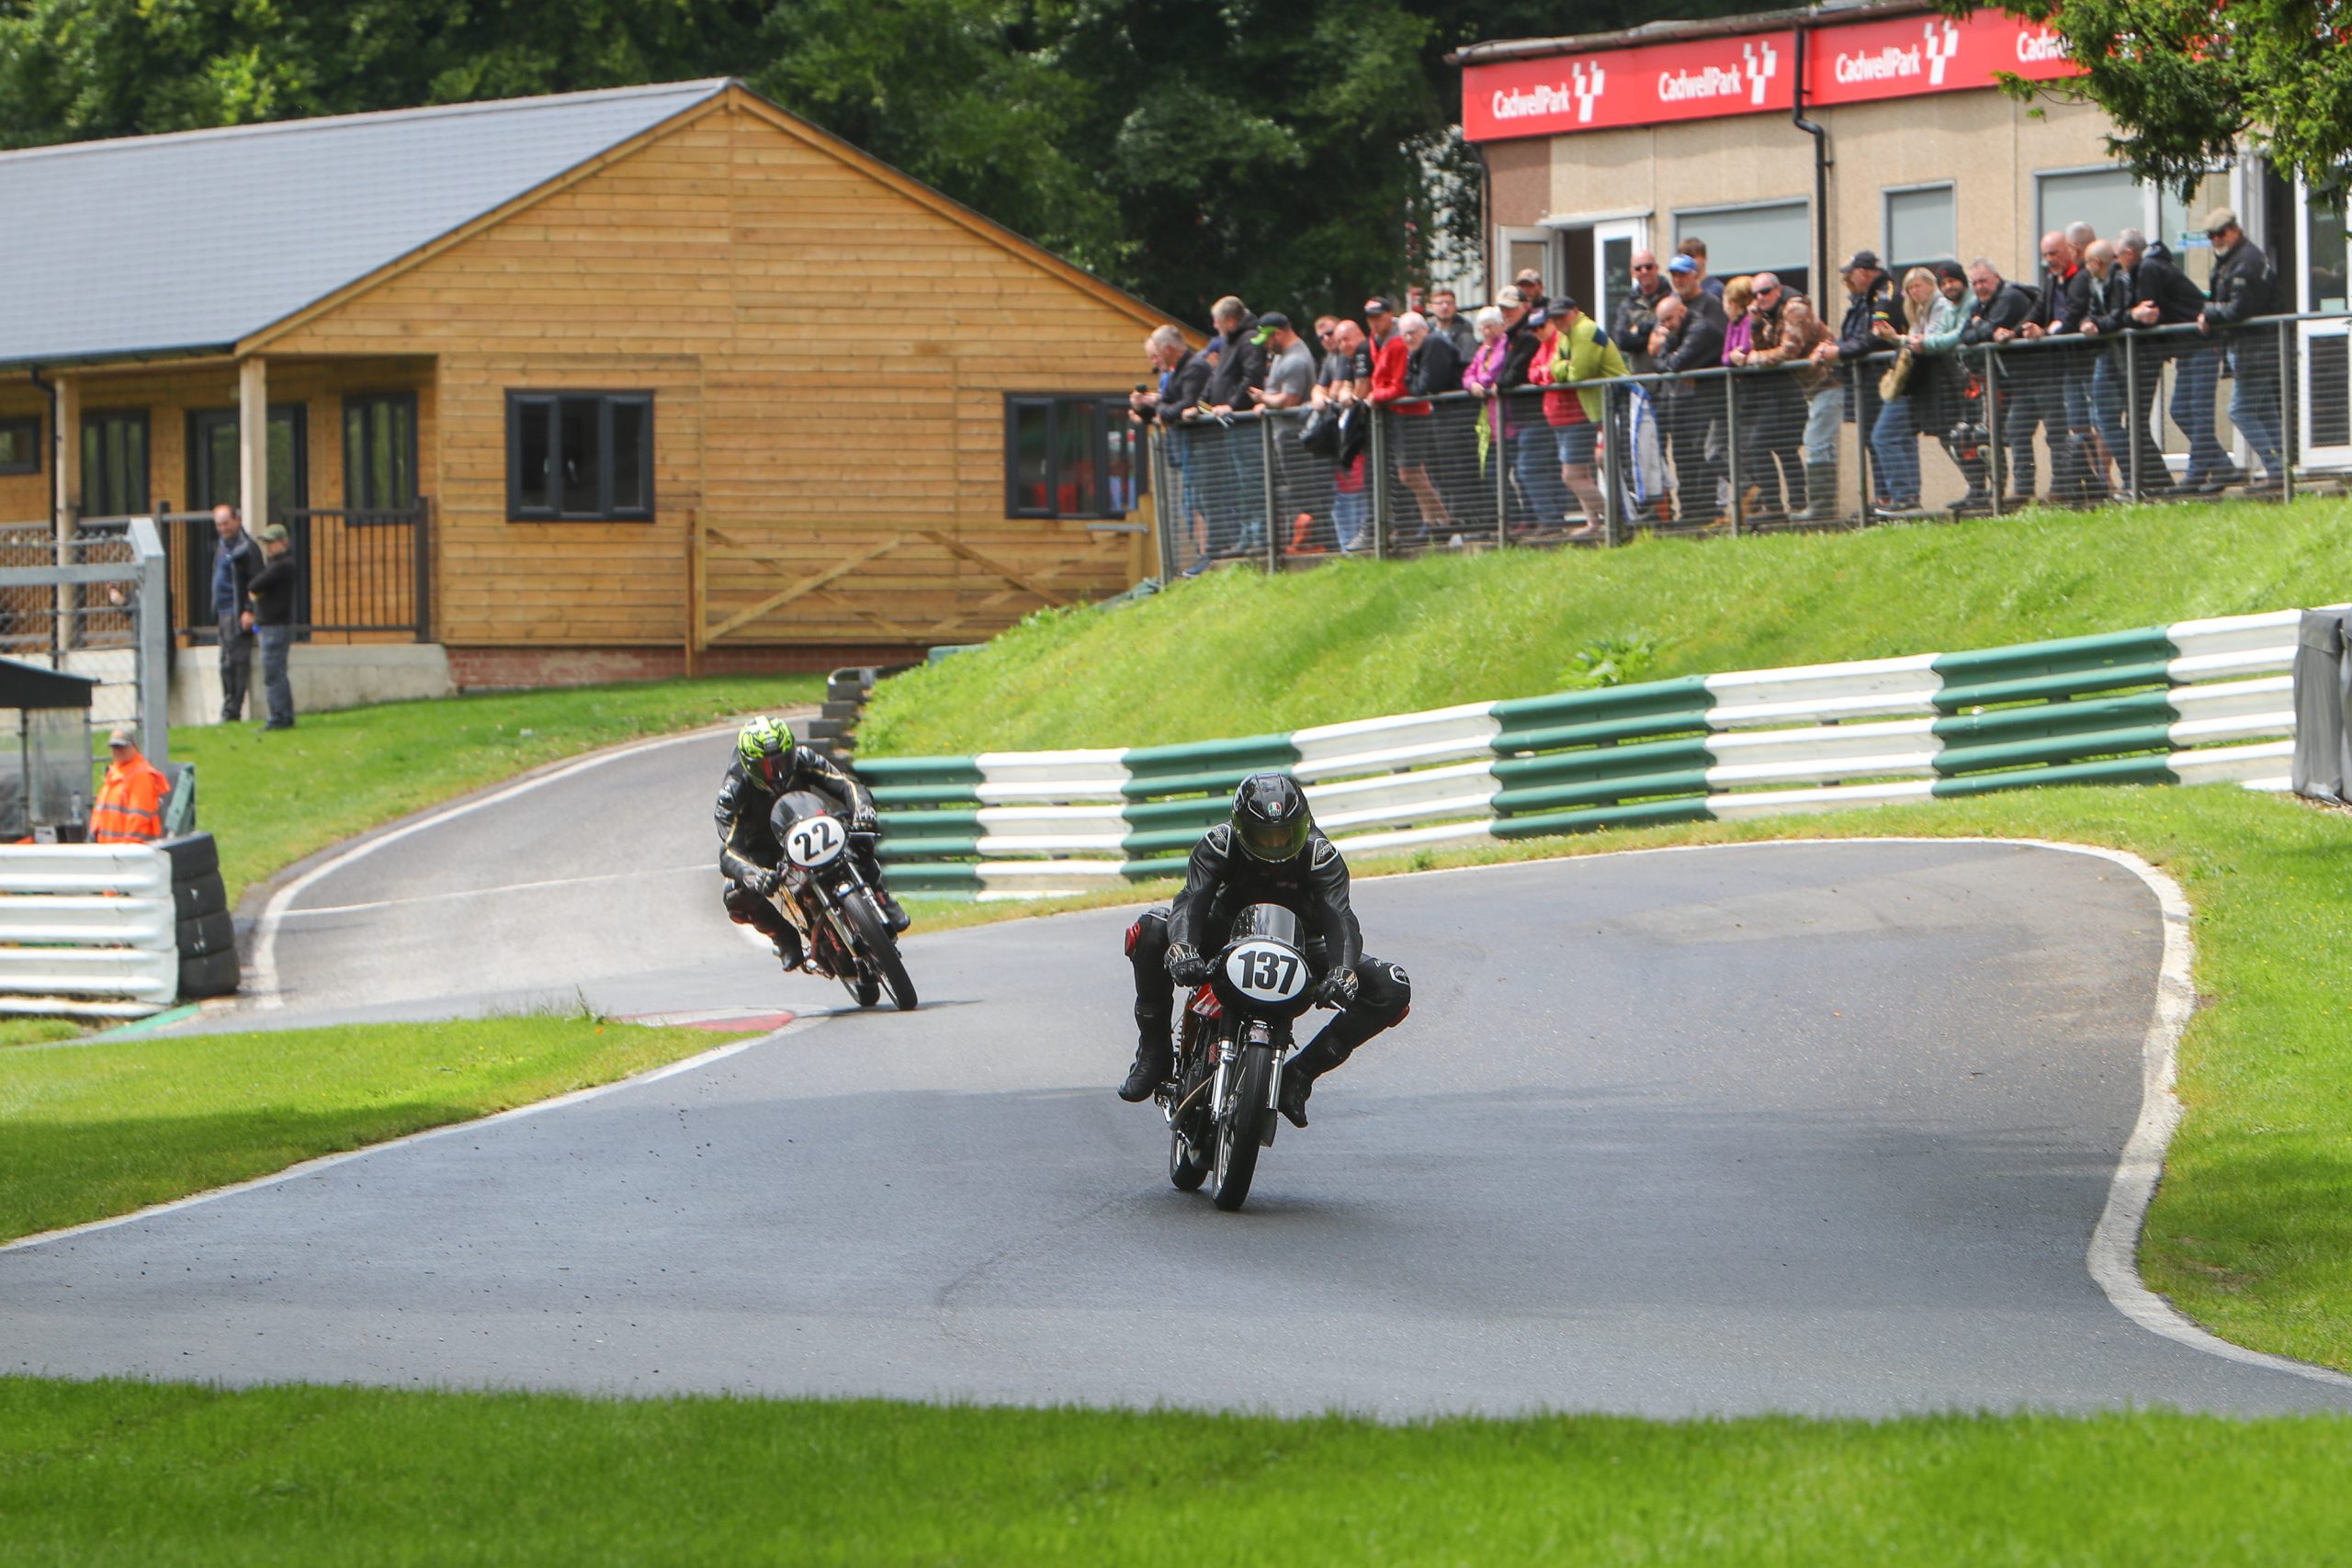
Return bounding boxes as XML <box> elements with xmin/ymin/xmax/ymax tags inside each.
<box><xmin>801</xmin><ymin>666</ymin><xmax>879</xmax><ymax>760</ymax></box>
<box><xmin>162</xmin><ymin>833</ymin><xmax>240</xmax><ymax>999</ymax></box>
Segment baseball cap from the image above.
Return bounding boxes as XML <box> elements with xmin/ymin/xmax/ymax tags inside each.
<box><xmin>1250</xmin><ymin>311</ymin><xmax>1292</xmax><ymax>344</ymax></box>
<box><xmin>2200</xmin><ymin>206</ymin><xmax>2239</xmax><ymax>236</ymax></box>
<box><xmin>1840</xmin><ymin>249</ymin><xmax>1882</xmax><ymax>273</ymax></box>
<box><xmin>1666</xmin><ymin>254</ymin><xmax>1698</xmax><ymax>276</ymax></box>
<box><xmin>1495</xmin><ymin>286</ymin><xmax>1525</xmax><ymax>309</ymax></box>
<box><xmin>107</xmin><ymin>726</ymin><xmax>135</xmax><ymax>748</ymax></box>
<box><xmin>258</xmin><ymin>523</ymin><xmax>289</xmax><ymax>544</ymax></box>
<box><xmin>1363</xmin><ymin>297</ymin><xmax>1395</xmax><ymax>317</ymax></box>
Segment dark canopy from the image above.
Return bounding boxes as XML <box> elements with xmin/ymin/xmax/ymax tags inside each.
<box><xmin>0</xmin><ymin>655</ymin><xmax>98</xmax><ymax>710</ymax></box>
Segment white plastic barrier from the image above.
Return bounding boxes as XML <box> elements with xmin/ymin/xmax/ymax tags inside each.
<box><xmin>0</xmin><ymin>843</ymin><xmax>177</xmax><ymax>1016</ymax></box>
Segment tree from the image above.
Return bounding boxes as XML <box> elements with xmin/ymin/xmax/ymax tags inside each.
<box><xmin>1950</xmin><ymin>0</ymin><xmax>2352</xmax><ymax>197</ymax></box>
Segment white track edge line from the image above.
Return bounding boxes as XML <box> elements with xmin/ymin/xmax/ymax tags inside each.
<box><xmin>0</xmin><ymin>1017</ymin><xmax>818</xmax><ymax>1257</ymax></box>
<box><xmin>250</xmin><ymin>728</ymin><xmax>721</xmax><ymax>1010</ymax></box>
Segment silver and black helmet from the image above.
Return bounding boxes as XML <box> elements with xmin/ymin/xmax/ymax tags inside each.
<box><xmin>1230</xmin><ymin>772</ymin><xmax>1311</xmax><ymax>863</ymax></box>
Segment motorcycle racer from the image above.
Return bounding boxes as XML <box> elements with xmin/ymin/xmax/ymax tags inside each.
<box><xmin>1119</xmin><ymin>773</ymin><xmax>1409</xmax><ymax>1126</ymax></box>
<box><xmin>718</xmin><ymin>716</ymin><xmax>910</xmax><ymax>969</ymax></box>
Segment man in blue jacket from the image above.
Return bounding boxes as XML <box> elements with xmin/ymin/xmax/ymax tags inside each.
<box><xmin>209</xmin><ymin>503</ymin><xmax>262</xmax><ymax>722</ymax></box>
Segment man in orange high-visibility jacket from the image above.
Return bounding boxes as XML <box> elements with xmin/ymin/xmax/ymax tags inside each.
<box><xmin>90</xmin><ymin>727</ymin><xmax>169</xmax><ymax>844</ymax></box>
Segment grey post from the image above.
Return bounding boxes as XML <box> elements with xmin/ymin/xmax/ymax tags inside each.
<box><xmin>1371</xmin><ymin>407</ymin><xmax>1390</xmax><ymax>560</ymax></box>
<box><xmin>2124</xmin><ymin>331</ymin><xmax>2141</xmax><ymax>499</ymax></box>
<box><xmin>2279</xmin><ymin>318</ymin><xmax>2296</xmax><ymax>503</ymax></box>
<box><xmin>1724</xmin><ymin>369</ymin><xmax>1743</xmax><ymax>536</ymax></box>
<box><xmin>130</xmin><ymin>516</ymin><xmax>169</xmax><ymax>768</ymax></box>
<box><xmin>1600</xmin><ymin>386</ymin><xmax>1622</xmax><ymax>548</ymax></box>
<box><xmin>1984</xmin><ymin>346</ymin><xmax>2005</xmax><ymax>514</ymax></box>
<box><xmin>1151</xmin><ymin>429</ymin><xmax>1178</xmax><ymax>581</ymax></box>
<box><xmin>1852</xmin><ymin>365</ymin><xmax>1872</xmax><ymax>525</ymax></box>
<box><xmin>1260</xmin><ymin>413</ymin><xmax>1278</xmax><ymax>572</ymax></box>
<box><xmin>1494</xmin><ymin>394</ymin><xmax>1510</xmax><ymax>548</ymax></box>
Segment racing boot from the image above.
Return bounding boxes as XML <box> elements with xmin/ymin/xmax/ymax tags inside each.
<box><xmin>1277</xmin><ymin>1036</ymin><xmax>1354</xmax><ymax>1129</ymax></box>
<box><xmin>771</xmin><ymin>922</ymin><xmax>805</xmax><ymax>972</ymax></box>
<box><xmin>1118</xmin><ymin>1036</ymin><xmax>1172</xmax><ymax>1103</ymax></box>
<box><xmin>876</xmin><ymin>886</ymin><xmax>911</xmax><ymax>934</ymax></box>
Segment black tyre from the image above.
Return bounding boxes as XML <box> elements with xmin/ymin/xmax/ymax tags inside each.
<box><xmin>1211</xmin><ymin>1043</ymin><xmax>1273</xmax><ymax>1212</ymax></box>
<box><xmin>159</xmin><ymin>833</ymin><xmax>219</xmax><ymax>881</ymax></box>
<box><xmin>174</xmin><ymin>872</ymin><xmax>228</xmax><ymax>922</ymax></box>
<box><xmin>1169</xmin><ymin>1114</ymin><xmax>1210</xmax><ymax>1190</ymax></box>
<box><xmin>178</xmin><ymin>947</ymin><xmax>241</xmax><ymax>998</ymax></box>
<box><xmin>842</xmin><ymin>894</ymin><xmax>917</xmax><ymax>1011</ymax></box>
<box><xmin>176</xmin><ymin>909</ymin><xmax>237</xmax><ymax>960</ymax></box>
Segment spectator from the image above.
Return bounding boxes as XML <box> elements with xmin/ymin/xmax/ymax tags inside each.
<box><xmin>1462</xmin><ymin>304</ymin><xmax>1510</xmax><ymax>528</ymax></box>
<box><xmin>2120</xmin><ymin>226</ymin><xmax>2210</xmax><ymax>492</ymax></box>
<box><xmin>1812</xmin><ymin>249</ymin><xmax>1905</xmax><ymax>508</ymax></box>
<box><xmin>1678</xmin><ymin>237</ymin><xmax>1725</xmax><ymax>300</ymax></box>
<box><xmin>1612</xmin><ymin>250</ymin><xmax>1671</xmax><ymax>372</ymax></box>
<box><xmin>1512</xmin><ymin>267</ymin><xmax>1547</xmax><ymax>315</ymax></box>
<box><xmin>245</xmin><ymin>522</ymin><xmax>299</xmax><ymax>732</ymax></box>
<box><xmin>1399</xmin><ymin>309</ymin><xmax>1465</xmax><ymax>540</ymax></box>
<box><xmin>1542</xmin><ymin>292</ymin><xmax>1624</xmax><ymax>540</ymax></box>
<box><xmin>2077</xmin><ymin>239</ymin><xmax>2128</xmax><ymax>495</ymax></box>
<box><xmin>1325</xmin><ymin>320</ymin><xmax>1374</xmax><ymax>553</ymax></box>
<box><xmin>1913</xmin><ymin>262</ymin><xmax>1984</xmax><ymax>506</ymax></box>
<box><xmin>1740</xmin><ymin>272</ymin><xmax>1807</xmax><ymax>520</ymax></box>
<box><xmin>1430</xmin><ymin>288</ymin><xmax>1477</xmax><ymax>359</ymax></box>
<box><xmin>89</xmin><ymin>726</ymin><xmax>169</xmax><ymax>843</ymax></box>
<box><xmin>1720</xmin><ymin>275</ymin><xmax>1757</xmax><ymax>364</ymax></box>
<box><xmin>2199</xmin><ymin>206</ymin><xmax>2284</xmax><ymax>490</ymax></box>
<box><xmin>1957</xmin><ymin>258</ymin><xmax>2040</xmax><ymax>507</ymax></box>
<box><xmin>1135</xmin><ymin>324</ymin><xmax>1212</xmax><ymax>559</ymax></box>
<box><xmin>1751</xmin><ymin>292</ymin><xmax>1842</xmax><ymax>521</ymax></box>
<box><xmin>2029</xmin><ymin>227</ymin><xmax>2102</xmax><ymax>503</ymax></box>
<box><xmin>1654</xmin><ymin>290</ymin><xmax>1727</xmax><ymax>525</ymax></box>
<box><xmin>1200</xmin><ymin>295</ymin><xmax>1269</xmax><ymax>553</ymax></box>
<box><xmin>1508</xmin><ymin>301</ymin><xmax>1576</xmax><ymax>532</ymax></box>
<box><xmin>1868</xmin><ymin>267</ymin><xmax>1959</xmax><ymax>513</ymax></box>
<box><xmin>1250</xmin><ymin>313</ymin><xmax>1320</xmax><ymax>555</ymax></box>
<box><xmin>209</xmin><ymin>502</ymin><xmax>261</xmax><ymax>723</ymax></box>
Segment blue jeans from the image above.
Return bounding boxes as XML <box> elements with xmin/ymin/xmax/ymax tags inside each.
<box><xmin>2172</xmin><ymin>349</ymin><xmax>2229</xmax><ymax>478</ymax></box>
<box><xmin>1803</xmin><ymin>386</ymin><xmax>1840</xmax><ymax>465</ymax></box>
<box><xmin>1512</xmin><ymin>427</ymin><xmax>1571</xmax><ymax>526</ymax></box>
<box><xmin>256</xmin><ymin>625</ymin><xmax>295</xmax><ymax>728</ymax></box>
<box><xmin>1333</xmin><ymin>486</ymin><xmax>1369</xmax><ymax>553</ymax></box>
<box><xmin>1869</xmin><ymin>396</ymin><xmax>1920</xmax><ymax>503</ymax></box>
<box><xmin>2227</xmin><ymin>351</ymin><xmax>2285</xmax><ymax>478</ymax></box>
<box><xmin>2087</xmin><ymin>355</ymin><xmax>2127</xmax><ymax>466</ymax></box>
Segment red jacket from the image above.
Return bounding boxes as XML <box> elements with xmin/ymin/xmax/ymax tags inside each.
<box><xmin>1367</xmin><ymin>331</ymin><xmax>1423</xmax><ymax>414</ymax></box>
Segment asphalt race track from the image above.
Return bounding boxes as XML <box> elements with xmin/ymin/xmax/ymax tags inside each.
<box><xmin>7</xmin><ymin>729</ymin><xmax>2349</xmax><ymax>1418</ymax></box>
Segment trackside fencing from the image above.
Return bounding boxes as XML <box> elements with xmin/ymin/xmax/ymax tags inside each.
<box><xmin>858</xmin><ymin>608</ymin><xmax>2312</xmax><ymax>897</ymax></box>
<box><xmin>0</xmin><ymin>843</ymin><xmax>178</xmax><ymax>1016</ymax></box>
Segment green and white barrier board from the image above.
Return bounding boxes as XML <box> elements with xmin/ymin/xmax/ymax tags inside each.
<box><xmin>859</xmin><ymin>610</ymin><xmax>2308</xmax><ymax>896</ymax></box>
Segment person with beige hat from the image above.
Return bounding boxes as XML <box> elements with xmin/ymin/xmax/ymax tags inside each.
<box><xmin>245</xmin><ymin>522</ymin><xmax>299</xmax><ymax>731</ymax></box>
<box><xmin>2197</xmin><ymin>205</ymin><xmax>2286</xmax><ymax>491</ymax></box>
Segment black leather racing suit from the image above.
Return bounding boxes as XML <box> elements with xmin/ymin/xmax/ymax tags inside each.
<box><xmin>715</xmin><ymin>745</ymin><xmax>888</xmax><ymax>946</ymax></box>
<box><xmin>1125</xmin><ymin>823</ymin><xmax>1410</xmax><ymax>1082</ymax></box>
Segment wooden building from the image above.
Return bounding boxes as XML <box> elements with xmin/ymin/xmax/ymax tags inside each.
<box><xmin>0</xmin><ymin>81</ymin><xmax>1179</xmax><ymax>687</ymax></box>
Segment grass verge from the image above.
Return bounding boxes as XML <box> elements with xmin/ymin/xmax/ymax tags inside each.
<box><xmin>862</xmin><ymin>498</ymin><xmax>2352</xmax><ymax>754</ymax></box>
<box><xmin>3</xmin><ymin>1380</ymin><xmax>2349</xmax><ymax>1565</ymax></box>
<box><xmin>173</xmin><ymin>675</ymin><xmax>819</xmax><ymax>904</ymax></box>
<box><xmin>0</xmin><ymin>1013</ymin><xmax>757</xmax><ymax>1243</ymax></box>
<box><xmin>907</xmin><ymin>783</ymin><xmax>2352</xmax><ymax>1375</ymax></box>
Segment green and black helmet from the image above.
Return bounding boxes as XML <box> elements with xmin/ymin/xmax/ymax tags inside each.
<box><xmin>1230</xmin><ymin>772</ymin><xmax>1311</xmax><ymax>863</ymax></box>
<box><xmin>736</xmin><ymin>716</ymin><xmax>793</xmax><ymax>789</ymax></box>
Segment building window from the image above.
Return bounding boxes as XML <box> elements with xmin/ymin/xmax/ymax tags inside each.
<box><xmin>82</xmin><ymin>411</ymin><xmax>149</xmax><ymax>517</ymax></box>
<box><xmin>344</xmin><ymin>393</ymin><xmax>418</xmax><ymax>514</ymax></box>
<box><xmin>505</xmin><ymin>391</ymin><xmax>653</xmax><ymax>522</ymax></box>
<box><xmin>2035</xmin><ymin>168</ymin><xmax>2143</xmax><ymax>259</ymax></box>
<box><xmin>1004</xmin><ymin>395</ymin><xmax>1136</xmax><ymax>519</ymax></box>
<box><xmin>1884</xmin><ymin>184</ymin><xmax>1957</xmax><ymax>276</ymax></box>
<box><xmin>0</xmin><ymin>415</ymin><xmax>37</xmax><ymax>477</ymax></box>
<box><xmin>1674</xmin><ymin>199</ymin><xmax>1810</xmax><ymax>297</ymax></box>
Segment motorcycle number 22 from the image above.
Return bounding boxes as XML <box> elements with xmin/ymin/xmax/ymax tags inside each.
<box><xmin>1225</xmin><ymin>939</ymin><xmax>1306</xmax><ymax>1004</ymax></box>
<box><xmin>785</xmin><ymin>815</ymin><xmax>846</xmax><ymax>869</ymax></box>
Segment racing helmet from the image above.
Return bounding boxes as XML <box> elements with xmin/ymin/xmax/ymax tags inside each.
<box><xmin>1229</xmin><ymin>772</ymin><xmax>1311</xmax><ymax>863</ymax></box>
<box><xmin>735</xmin><ymin>716</ymin><xmax>793</xmax><ymax>788</ymax></box>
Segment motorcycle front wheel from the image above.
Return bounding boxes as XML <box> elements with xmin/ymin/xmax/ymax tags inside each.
<box><xmin>843</xmin><ymin>894</ymin><xmax>918</xmax><ymax>1011</ymax></box>
<box><xmin>1211</xmin><ymin>1043</ymin><xmax>1273</xmax><ymax>1212</ymax></box>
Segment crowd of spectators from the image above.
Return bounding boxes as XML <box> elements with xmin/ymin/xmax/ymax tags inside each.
<box><xmin>1129</xmin><ymin>205</ymin><xmax>2290</xmax><ymax>563</ymax></box>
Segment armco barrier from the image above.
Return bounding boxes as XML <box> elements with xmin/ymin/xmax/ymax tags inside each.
<box><xmin>860</xmin><ymin>609</ymin><xmax>2311</xmax><ymax>897</ymax></box>
<box><xmin>0</xmin><ymin>843</ymin><xmax>179</xmax><ymax>1016</ymax></box>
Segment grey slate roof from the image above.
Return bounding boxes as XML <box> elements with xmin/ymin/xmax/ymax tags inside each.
<box><xmin>0</xmin><ymin>80</ymin><xmax>729</xmax><ymax>368</ymax></box>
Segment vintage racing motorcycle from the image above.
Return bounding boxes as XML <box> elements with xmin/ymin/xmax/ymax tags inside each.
<box><xmin>1159</xmin><ymin>902</ymin><xmax>1320</xmax><ymax>1212</ymax></box>
<box><xmin>765</xmin><ymin>789</ymin><xmax>917</xmax><ymax>1011</ymax></box>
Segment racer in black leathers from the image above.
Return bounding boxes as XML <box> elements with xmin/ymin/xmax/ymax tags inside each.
<box><xmin>717</xmin><ymin>729</ymin><xmax>908</xmax><ymax>968</ymax></box>
<box><xmin>1119</xmin><ymin>777</ymin><xmax>1410</xmax><ymax>1127</ymax></box>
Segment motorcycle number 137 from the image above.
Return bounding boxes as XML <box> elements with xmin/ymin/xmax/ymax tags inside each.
<box><xmin>1226</xmin><ymin>940</ymin><xmax>1305</xmax><ymax>1003</ymax></box>
<box><xmin>786</xmin><ymin>816</ymin><xmax>846</xmax><ymax>868</ymax></box>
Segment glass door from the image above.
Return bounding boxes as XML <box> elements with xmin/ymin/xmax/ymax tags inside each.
<box><xmin>1591</xmin><ymin>219</ymin><xmax>1649</xmax><ymax>338</ymax></box>
<box><xmin>2296</xmin><ymin>179</ymin><xmax>2350</xmax><ymax>471</ymax></box>
<box><xmin>186</xmin><ymin>405</ymin><xmax>310</xmax><ymax>634</ymax></box>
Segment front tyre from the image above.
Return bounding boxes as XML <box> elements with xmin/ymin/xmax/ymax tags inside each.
<box><xmin>1211</xmin><ymin>1043</ymin><xmax>1273</xmax><ymax>1212</ymax></box>
<box><xmin>843</xmin><ymin>894</ymin><xmax>918</xmax><ymax>1011</ymax></box>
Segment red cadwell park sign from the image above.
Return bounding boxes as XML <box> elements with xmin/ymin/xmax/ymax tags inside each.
<box><xmin>1464</xmin><ymin>10</ymin><xmax>2083</xmax><ymax>141</ymax></box>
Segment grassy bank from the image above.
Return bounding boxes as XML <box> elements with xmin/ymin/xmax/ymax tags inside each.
<box><xmin>5</xmin><ymin>1377</ymin><xmax>2348</xmax><ymax>1565</ymax></box>
<box><xmin>0</xmin><ymin>1014</ymin><xmax>756</xmax><ymax>1244</ymax></box>
<box><xmin>174</xmin><ymin>676</ymin><xmax>819</xmax><ymax>903</ymax></box>
<box><xmin>862</xmin><ymin>499</ymin><xmax>2352</xmax><ymax>754</ymax></box>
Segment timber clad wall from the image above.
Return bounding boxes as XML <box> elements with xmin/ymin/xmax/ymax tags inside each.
<box><xmin>254</xmin><ymin>94</ymin><xmax>1163</xmax><ymax>661</ymax></box>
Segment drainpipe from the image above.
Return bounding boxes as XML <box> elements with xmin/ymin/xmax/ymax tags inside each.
<box><xmin>1473</xmin><ymin>141</ymin><xmax>1495</xmax><ymax>301</ymax></box>
<box><xmin>1792</xmin><ymin>24</ymin><xmax>1830</xmax><ymax>287</ymax></box>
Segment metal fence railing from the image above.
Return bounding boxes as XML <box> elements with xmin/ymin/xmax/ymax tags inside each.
<box><xmin>1148</xmin><ymin>310</ymin><xmax>2352</xmax><ymax>575</ymax></box>
<box><xmin>149</xmin><ymin>499</ymin><xmax>433</xmax><ymax>643</ymax></box>
<box><xmin>0</xmin><ymin>516</ymin><xmax>171</xmax><ymax>756</ymax></box>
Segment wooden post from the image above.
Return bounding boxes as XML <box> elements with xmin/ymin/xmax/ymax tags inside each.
<box><xmin>684</xmin><ymin>507</ymin><xmax>706</xmax><ymax>678</ymax></box>
<box><xmin>238</xmin><ymin>356</ymin><xmax>268</xmax><ymax>526</ymax></box>
<box><xmin>51</xmin><ymin>373</ymin><xmax>80</xmax><ymax>660</ymax></box>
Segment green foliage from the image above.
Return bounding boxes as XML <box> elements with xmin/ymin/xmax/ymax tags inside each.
<box><xmin>1563</xmin><ymin>629</ymin><xmax>1659</xmax><ymax>690</ymax></box>
<box><xmin>1956</xmin><ymin>0</ymin><xmax>2352</xmax><ymax>196</ymax></box>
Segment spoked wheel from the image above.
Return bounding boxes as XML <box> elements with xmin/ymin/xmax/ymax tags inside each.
<box><xmin>1169</xmin><ymin>1109</ymin><xmax>1210</xmax><ymax>1191</ymax></box>
<box><xmin>1211</xmin><ymin>1043</ymin><xmax>1273</xmax><ymax>1212</ymax></box>
<box><xmin>843</xmin><ymin>896</ymin><xmax>918</xmax><ymax>1011</ymax></box>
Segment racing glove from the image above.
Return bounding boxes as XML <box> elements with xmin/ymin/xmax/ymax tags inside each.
<box><xmin>850</xmin><ymin>802</ymin><xmax>879</xmax><ymax>833</ymax></box>
<box><xmin>1166</xmin><ymin>943</ymin><xmax>1212</xmax><ymax>987</ymax></box>
<box><xmin>746</xmin><ymin>865</ymin><xmax>783</xmax><ymax>898</ymax></box>
<box><xmin>1315</xmin><ymin>966</ymin><xmax>1360</xmax><ymax>1008</ymax></box>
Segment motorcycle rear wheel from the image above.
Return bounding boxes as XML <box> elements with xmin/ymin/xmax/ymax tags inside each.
<box><xmin>843</xmin><ymin>895</ymin><xmax>918</xmax><ymax>1012</ymax></box>
<box><xmin>1211</xmin><ymin>1043</ymin><xmax>1273</xmax><ymax>1212</ymax></box>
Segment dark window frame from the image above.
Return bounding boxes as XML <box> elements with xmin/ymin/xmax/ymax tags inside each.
<box><xmin>81</xmin><ymin>409</ymin><xmax>151</xmax><ymax>517</ymax></box>
<box><xmin>1002</xmin><ymin>393</ymin><xmax>1137</xmax><ymax>521</ymax></box>
<box><xmin>343</xmin><ymin>391</ymin><xmax>420</xmax><ymax>517</ymax></box>
<box><xmin>504</xmin><ymin>390</ymin><xmax>655</xmax><ymax>523</ymax></box>
<box><xmin>0</xmin><ymin>413</ymin><xmax>38</xmax><ymax>477</ymax></box>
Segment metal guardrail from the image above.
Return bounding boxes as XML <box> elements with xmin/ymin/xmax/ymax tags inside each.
<box><xmin>856</xmin><ymin>608</ymin><xmax>2307</xmax><ymax>896</ymax></box>
<box><xmin>1148</xmin><ymin>310</ymin><xmax>2352</xmax><ymax>575</ymax></box>
<box><xmin>0</xmin><ymin>842</ymin><xmax>178</xmax><ymax>1017</ymax></box>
